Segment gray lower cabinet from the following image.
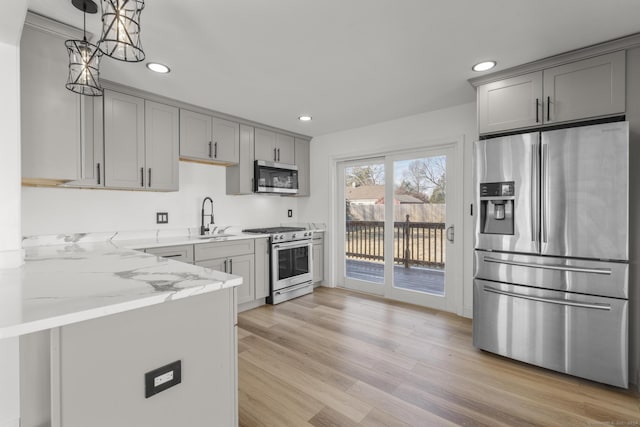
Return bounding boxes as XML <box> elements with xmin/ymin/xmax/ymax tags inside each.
<box><xmin>180</xmin><ymin>109</ymin><xmax>240</xmax><ymax>164</ymax></box>
<box><xmin>195</xmin><ymin>240</ymin><xmax>256</xmax><ymax>305</ymax></box>
<box><xmin>144</xmin><ymin>245</ymin><xmax>194</xmax><ymax>264</ymax></box>
<box><xmin>312</xmin><ymin>232</ymin><xmax>324</xmax><ymax>283</ymax></box>
<box><xmin>20</xmin><ymin>19</ymin><xmax>103</xmax><ymax>185</ymax></box>
<box><xmin>254</xmin><ymin>238</ymin><xmax>270</xmax><ymax>299</ymax></box>
<box><xmin>477</xmin><ymin>51</ymin><xmax>626</xmax><ymax>134</ymax></box>
<box><xmin>254</xmin><ymin>128</ymin><xmax>295</xmax><ymax>164</ymax></box>
<box><xmin>104</xmin><ymin>91</ymin><xmax>179</xmax><ymax>191</ymax></box>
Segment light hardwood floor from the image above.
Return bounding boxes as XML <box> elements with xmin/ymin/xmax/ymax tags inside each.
<box><xmin>238</xmin><ymin>287</ymin><xmax>640</xmax><ymax>426</ymax></box>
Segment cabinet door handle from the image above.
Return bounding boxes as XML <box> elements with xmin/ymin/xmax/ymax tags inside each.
<box><xmin>273</xmin><ymin>147</ymin><xmax>277</xmax><ymax>161</ymax></box>
<box><xmin>148</xmin><ymin>168</ymin><xmax>152</xmax><ymax>188</ymax></box>
<box><xmin>223</xmin><ymin>259</ymin><xmax>228</xmax><ymax>273</ymax></box>
<box><xmin>208</xmin><ymin>141</ymin><xmax>213</xmax><ymax>158</ymax></box>
<box><xmin>229</xmin><ymin>258</ymin><xmax>233</xmax><ymax>274</ymax></box>
<box><xmin>214</xmin><ymin>141</ymin><xmax>218</xmax><ymax>158</ymax></box>
<box><xmin>535</xmin><ymin>98</ymin><xmax>539</xmax><ymax>123</ymax></box>
<box><xmin>96</xmin><ymin>163</ymin><xmax>101</xmax><ymax>185</ymax></box>
<box><xmin>277</xmin><ymin>148</ymin><xmax>280</xmax><ymax>162</ymax></box>
<box><xmin>140</xmin><ymin>167</ymin><xmax>144</xmax><ymax>187</ymax></box>
<box><xmin>547</xmin><ymin>96</ymin><xmax>551</xmax><ymax>121</ymax></box>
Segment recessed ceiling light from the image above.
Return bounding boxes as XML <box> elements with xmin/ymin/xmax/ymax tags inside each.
<box><xmin>146</xmin><ymin>62</ymin><xmax>171</xmax><ymax>74</ymax></box>
<box><xmin>298</xmin><ymin>115</ymin><xmax>312</xmax><ymax>122</ymax></box>
<box><xmin>472</xmin><ymin>61</ymin><xmax>497</xmax><ymax>72</ymax></box>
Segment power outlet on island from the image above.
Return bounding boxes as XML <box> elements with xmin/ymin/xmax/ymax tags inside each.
<box><xmin>156</xmin><ymin>212</ymin><xmax>169</xmax><ymax>224</ymax></box>
<box><xmin>287</xmin><ymin>209</ymin><xmax>293</xmax><ymax>218</ymax></box>
<box><xmin>145</xmin><ymin>360</ymin><xmax>182</xmax><ymax>398</ymax></box>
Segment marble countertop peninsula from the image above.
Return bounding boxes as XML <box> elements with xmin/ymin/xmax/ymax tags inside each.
<box><xmin>0</xmin><ymin>228</ymin><xmax>260</xmax><ymax>340</ymax></box>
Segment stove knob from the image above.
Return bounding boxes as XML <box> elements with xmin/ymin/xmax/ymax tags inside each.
<box><xmin>279</xmin><ymin>234</ymin><xmax>285</xmax><ymax>240</ymax></box>
<box><xmin>292</xmin><ymin>234</ymin><xmax>296</xmax><ymax>239</ymax></box>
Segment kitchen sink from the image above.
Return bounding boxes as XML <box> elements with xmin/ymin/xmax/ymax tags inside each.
<box><xmin>196</xmin><ymin>234</ymin><xmax>234</xmax><ymax>239</ymax></box>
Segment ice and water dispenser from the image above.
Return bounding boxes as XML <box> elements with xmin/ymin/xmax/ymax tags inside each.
<box><xmin>479</xmin><ymin>181</ymin><xmax>515</xmax><ymax>235</ymax></box>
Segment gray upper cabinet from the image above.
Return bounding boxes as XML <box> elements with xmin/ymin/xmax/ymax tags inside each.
<box><xmin>294</xmin><ymin>138</ymin><xmax>310</xmax><ymax>197</ymax></box>
<box><xmin>104</xmin><ymin>91</ymin><xmax>146</xmax><ymax>189</ymax></box>
<box><xmin>254</xmin><ymin>128</ymin><xmax>295</xmax><ymax>164</ymax></box>
<box><xmin>226</xmin><ymin>124</ymin><xmax>255</xmax><ymax>195</ymax></box>
<box><xmin>477</xmin><ymin>51</ymin><xmax>626</xmax><ymax>134</ymax></box>
<box><xmin>145</xmin><ymin>101</ymin><xmax>179</xmax><ymax>191</ymax></box>
<box><xmin>104</xmin><ymin>91</ymin><xmax>178</xmax><ymax>190</ymax></box>
<box><xmin>21</xmin><ymin>22</ymin><xmax>101</xmax><ymax>185</ymax></box>
<box><xmin>180</xmin><ymin>109</ymin><xmax>239</xmax><ymax>164</ymax></box>
<box><xmin>478</xmin><ymin>72</ymin><xmax>543</xmax><ymax>134</ymax></box>
<box><xmin>543</xmin><ymin>51</ymin><xmax>626</xmax><ymax>124</ymax></box>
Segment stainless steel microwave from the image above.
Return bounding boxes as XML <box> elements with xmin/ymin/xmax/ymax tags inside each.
<box><xmin>254</xmin><ymin>160</ymin><xmax>299</xmax><ymax>194</ymax></box>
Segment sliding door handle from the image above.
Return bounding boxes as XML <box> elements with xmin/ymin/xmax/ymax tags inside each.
<box><xmin>446</xmin><ymin>225</ymin><xmax>454</xmax><ymax>243</ymax></box>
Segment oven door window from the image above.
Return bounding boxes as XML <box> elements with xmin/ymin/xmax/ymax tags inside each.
<box><xmin>278</xmin><ymin>246</ymin><xmax>310</xmax><ymax>280</ymax></box>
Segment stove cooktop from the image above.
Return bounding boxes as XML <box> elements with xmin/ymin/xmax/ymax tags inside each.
<box><xmin>243</xmin><ymin>226</ymin><xmax>306</xmax><ymax>234</ymax></box>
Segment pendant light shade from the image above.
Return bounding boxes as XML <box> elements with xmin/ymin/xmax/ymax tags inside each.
<box><xmin>65</xmin><ymin>39</ymin><xmax>103</xmax><ymax>96</ymax></box>
<box><xmin>99</xmin><ymin>0</ymin><xmax>145</xmax><ymax>62</ymax></box>
<box><xmin>66</xmin><ymin>0</ymin><xmax>103</xmax><ymax>96</ymax></box>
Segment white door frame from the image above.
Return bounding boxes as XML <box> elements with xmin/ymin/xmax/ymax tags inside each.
<box><xmin>330</xmin><ymin>137</ymin><xmax>464</xmax><ymax>315</ymax></box>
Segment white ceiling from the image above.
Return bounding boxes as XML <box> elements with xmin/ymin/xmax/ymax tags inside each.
<box><xmin>26</xmin><ymin>0</ymin><xmax>640</xmax><ymax>137</ymax></box>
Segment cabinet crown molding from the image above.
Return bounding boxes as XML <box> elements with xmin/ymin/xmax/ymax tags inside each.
<box><xmin>468</xmin><ymin>32</ymin><xmax>640</xmax><ymax>88</ymax></box>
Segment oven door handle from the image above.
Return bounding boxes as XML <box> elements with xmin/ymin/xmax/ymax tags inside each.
<box><xmin>274</xmin><ymin>282</ymin><xmax>312</xmax><ymax>296</ymax></box>
<box><xmin>272</xmin><ymin>240</ymin><xmax>312</xmax><ymax>250</ymax></box>
<box><xmin>483</xmin><ymin>285</ymin><xmax>611</xmax><ymax>311</ymax></box>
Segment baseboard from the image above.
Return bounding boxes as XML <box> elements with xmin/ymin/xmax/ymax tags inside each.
<box><xmin>0</xmin><ymin>418</ymin><xmax>20</xmax><ymax>427</ymax></box>
<box><xmin>463</xmin><ymin>306</ymin><xmax>473</xmax><ymax>319</ymax></box>
<box><xmin>238</xmin><ymin>298</ymin><xmax>266</xmax><ymax>313</ymax></box>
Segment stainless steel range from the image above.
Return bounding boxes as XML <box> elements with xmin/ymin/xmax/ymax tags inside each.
<box><xmin>243</xmin><ymin>226</ymin><xmax>314</xmax><ymax>304</ymax></box>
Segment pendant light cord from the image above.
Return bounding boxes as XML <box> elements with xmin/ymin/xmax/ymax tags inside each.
<box><xmin>82</xmin><ymin>2</ymin><xmax>87</xmax><ymax>42</ymax></box>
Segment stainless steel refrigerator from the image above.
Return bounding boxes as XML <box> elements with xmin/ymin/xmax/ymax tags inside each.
<box><xmin>473</xmin><ymin>121</ymin><xmax>629</xmax><ymax>388</ymax></box>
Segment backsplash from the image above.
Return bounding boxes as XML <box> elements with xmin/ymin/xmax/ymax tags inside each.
<box><xmin>22</xmin><ymin>162</ymin><xmax>298</xmax><ymax>235</ymax></box>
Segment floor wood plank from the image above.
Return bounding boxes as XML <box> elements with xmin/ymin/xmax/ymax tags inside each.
<box><xmin>238</xmin><ymin>287</ymin><xmax>640</xmax><ymax>426</ymax></box>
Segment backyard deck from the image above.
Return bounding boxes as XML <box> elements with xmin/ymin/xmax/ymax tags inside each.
<box><xmin>345</xmin><ymin>259</ymin><xmax>445</xmax><ymax>295</ymax></box>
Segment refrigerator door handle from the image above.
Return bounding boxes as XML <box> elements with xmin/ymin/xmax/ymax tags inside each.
<box><xmin>541</xmin><ymin>143</ymin><xmax>549</xmax><ymax>244</ymax></box>
<box><xmin>531</xmin><ymin>142</ymin><xmax>539</xmax><ymax>249</ymax></box>
<box><xmin>484</xmin><ymin>256</ymin><xmax>612</xmax><ymax>275</ymax></box>
<box><xmin>483</xmin><ymin>285</ymin><xmax>611</xmax><ymax>311</ymax></box>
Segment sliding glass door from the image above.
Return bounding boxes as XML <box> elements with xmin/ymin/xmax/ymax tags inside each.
<box><xmin>337</xmin><ymin>145</ymin><xmax>461</xmax><ymax>312</ymax></box>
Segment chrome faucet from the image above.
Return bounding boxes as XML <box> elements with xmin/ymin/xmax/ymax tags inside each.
<box><xmin>200</xmin><ymin>197</ymin><xmax>214</xmax><ymax>235</ymax></box>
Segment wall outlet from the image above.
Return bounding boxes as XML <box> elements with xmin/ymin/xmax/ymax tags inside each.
<box><xmin>287</xmin><ymin>209</ymin><xmax>293</xmax><ymax>218</ymax></box>
<box><xmin>156</xmin><ymin>212</ymin><xmax>169</xmax><ymax>224</ymax></box>
<box><xmin>145</xmin><ymin>360</ymin><xmax>181</xmax><ymax>398</ymax></box>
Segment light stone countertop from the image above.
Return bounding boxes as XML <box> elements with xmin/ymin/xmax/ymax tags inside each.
<box><xmin>0</xmin><ymin>229</ymin><xmax>277</xmax><ymax>340</ymax></box>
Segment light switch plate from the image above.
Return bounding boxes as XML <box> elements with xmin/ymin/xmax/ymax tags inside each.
<box><xmin>156</xmin><ymin>212</ymin><xmax>169</xmax><ymax>224</ymax></box>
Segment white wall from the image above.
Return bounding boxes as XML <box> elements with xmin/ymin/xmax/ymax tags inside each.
<box><xmin>22</xmin><ymin>162</ymin><xmax>299</xmax><ymax>235</ymax></box>
<box><xmin>299</xmin><ymin>102</ymin><xmax>477</xmax><ymax>317</ymax></box>
<box><xmin>0</xmin><ymin>2</ymin><xmax>28</xmax><ymax>426</ymax></box>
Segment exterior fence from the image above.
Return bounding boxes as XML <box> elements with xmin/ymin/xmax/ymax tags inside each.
<box><xmin>345</xmin><ymin>217</ymin><xmax>446</xmax><ymax>269</ymax></box>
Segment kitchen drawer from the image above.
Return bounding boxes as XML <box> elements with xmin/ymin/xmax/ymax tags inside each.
<box><xmin>474</xmin><ymin>250</ymin><xmax>628</xmax><ymax>299</ymax></box>
<box><xmin>195</xmin><ymin>239</ymin><xmax>254</xmax><ymax>262</ymax></box>
<box><xmin>145</xmin><ymin>245</ymin><xmax>194</xmax><ymax>264</ymax></box>
<box><xmin>473</xmin><ymin>279</ymin><xmax>628</xmax><ymax>388</ymax></box>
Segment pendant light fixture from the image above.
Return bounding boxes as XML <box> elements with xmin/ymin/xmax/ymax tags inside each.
<box><xmin>65</xmin><ymin>0</ymin><xmax>103</xmax><ymax>96</ymax></box>
<box><xmin>98</xmin><ymin>0</ymin><xmax>145</xmax><ymax>62</ymax></box>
